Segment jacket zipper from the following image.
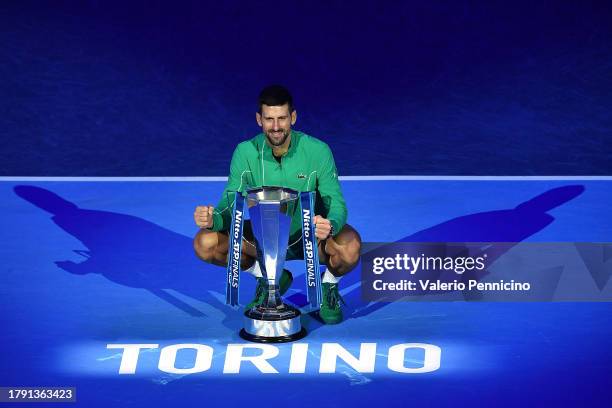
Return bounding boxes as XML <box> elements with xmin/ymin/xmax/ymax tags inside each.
<box><xmin>279</xmin><ymin>155</ymin><xmax>286</xmax><ymax>186</ymax></box>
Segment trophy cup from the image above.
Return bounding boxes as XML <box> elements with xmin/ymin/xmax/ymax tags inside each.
<box><xmin>238</xmin><ymin>186</ymin><xmax>307</xmax><ymax>342</ymax></box>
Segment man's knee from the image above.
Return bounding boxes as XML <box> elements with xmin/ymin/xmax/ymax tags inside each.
<box><xmin>193</xmin><ymin>229</ymin><xmax>220</xmax><ymax>262</ymax></box>
<box><xmin>339</xmin><ymin>227</ymin><xmax>361</xmax><ymax>266</ymax></box>
<box><xmin>327</xmin><ymin>224</ymin><xmax>362</xmax><ymax>268</ymax></box>
<box><xmin>342</xmin><ymin>239</ymin><xmax>361</xmax><ymax>266</ymax></box>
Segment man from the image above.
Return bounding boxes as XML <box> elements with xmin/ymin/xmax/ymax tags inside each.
<box><xmin>193</xmin><ymin>85</ymin><xmax>361</xmax><ymax>324</ymax></box>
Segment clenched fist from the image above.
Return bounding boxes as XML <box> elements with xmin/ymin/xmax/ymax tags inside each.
<box><xmin>194</xmin><ymin>205</ymin><xmax>215</xmax><ymax>229</ymax></box>
<box><xmin>314</xmin><ymin>215</ymin><xmax>333</xmax><ymax>240</ymax></box>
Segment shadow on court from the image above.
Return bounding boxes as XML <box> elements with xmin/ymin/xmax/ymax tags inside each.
<box><xmin>14</xmin><ymin>184</ymin><xmax>584</xmax><ymax>333</ymax></box>
<box><xmin>13</xmin><ymin>185</ymin><xmax>241</xmax><ymax>326</ymax></box>
<box><xmin>304</xmin><ymin>184</ymin><xmax>585</xmax><ymax>330</ymax></box>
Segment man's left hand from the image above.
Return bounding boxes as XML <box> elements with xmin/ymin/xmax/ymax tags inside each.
<box><xmin>314</xmin><ymin>215</ymin><xmax>333</xmax><ymax>240</ymax></box>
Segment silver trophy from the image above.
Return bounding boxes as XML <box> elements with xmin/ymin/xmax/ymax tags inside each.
<box><xmin>239</xmin><ymin>186</ymin><xmax>307</xmax><ymax>343</ymax></box>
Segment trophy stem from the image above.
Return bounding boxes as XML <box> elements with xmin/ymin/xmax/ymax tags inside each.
<box><xmin>263</xmin><ymin>283</ymin><xmax>281</xmax><ymax>309</ymax></box>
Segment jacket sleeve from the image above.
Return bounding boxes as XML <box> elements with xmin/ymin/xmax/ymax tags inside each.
<box><xmin>210</xmin><ymin>145</ymin><xmax>250</xmax><ymax>232</ymax></box>
<box><xmin>316</xmin><ymin>144</ymin><xmax>347</xmax><ymax>235</ymax></box>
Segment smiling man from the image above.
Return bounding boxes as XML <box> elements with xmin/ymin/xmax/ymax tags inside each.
<box><xmin>193</xmin><ymin>85</ymin><xmax>361</xmax><ymax>324</ymax></box>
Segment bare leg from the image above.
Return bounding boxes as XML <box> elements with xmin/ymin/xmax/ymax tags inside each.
<box><xmin>318</xmin><ymin>224</ymin><xmax>362</xmax><ymax>277</ymax></box>
<box><xmin>193</xmin><ymin>229</ymin><xmax>257</xmax><ymax>270</ymax></box>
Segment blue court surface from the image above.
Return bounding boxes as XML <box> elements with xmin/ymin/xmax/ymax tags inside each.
<box><xmin>1</xmin><ymin>177</ymin><xmax>611</xmax><ymax>407</ymax></box>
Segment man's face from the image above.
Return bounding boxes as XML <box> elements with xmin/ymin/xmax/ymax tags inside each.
<box><xmin>256</xmin><ymin>103</ymin><xmax>297</xmax><ymax>147</ymax></box>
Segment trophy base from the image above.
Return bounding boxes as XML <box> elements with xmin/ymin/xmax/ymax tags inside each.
<box><xmin>239</xmin><ymin>327</ymin><xmax>307</xmax><ymax>343</ymax></box>
<box><xmin>240</xmin><ymin>306</ymin><xmax>306</xmax><ymax>343</ymax></box>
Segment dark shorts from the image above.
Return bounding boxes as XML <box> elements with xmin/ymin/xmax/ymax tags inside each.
<box><xmin>242</xmin><ymin>220</ymin><xmax>305</xmax><ymax>261</ymax></box>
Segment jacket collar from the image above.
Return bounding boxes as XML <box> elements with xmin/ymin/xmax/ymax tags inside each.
<box><xmin>259</xmin><ymin>130</ymin><xmax>301</xmax><ymax>160</ymax></box>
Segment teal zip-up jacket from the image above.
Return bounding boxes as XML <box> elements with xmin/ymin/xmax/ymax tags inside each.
<box><xmin>210</xmin><ymin>131</ymin><xmax>347</xmax><ymax>243</ymax></box>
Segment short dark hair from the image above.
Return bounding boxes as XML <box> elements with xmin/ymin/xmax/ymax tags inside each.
<box><xmin>258</xmin><ymin>85</ymin><xmax>294</xmax><ymax>113</ymax></box>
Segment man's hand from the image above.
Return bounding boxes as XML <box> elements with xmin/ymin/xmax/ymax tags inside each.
<box><xmin>314</xmin><ymin>215</ymin><xmax>333</xmax><ymax>240</ymax></box>
<box><xmin>194</xmin><ymin>205</ymin><xmax>215</xmax><ymax>229</ymax></box>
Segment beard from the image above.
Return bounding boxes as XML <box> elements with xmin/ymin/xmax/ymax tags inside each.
<box><xmin>265</xmin><ymin>129</ymin><xmax>290</xmax><ymax>147</ymax></box>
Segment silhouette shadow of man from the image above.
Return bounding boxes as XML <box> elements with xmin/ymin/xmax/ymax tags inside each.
<box><xmin>14</xmin><ymin>185</ymin><xmax>244</xmax><ymax>330</ymax></box>
<box><xmin>304</xmin><ymin>185</ymin><xmax>585</xmax><ymax>328</ymax></box>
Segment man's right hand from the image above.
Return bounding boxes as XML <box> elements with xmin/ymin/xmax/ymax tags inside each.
<box><xmin>194</xmin><ymin>205</ymin><xmax>215</xmax><ymax>229</ymax></box>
